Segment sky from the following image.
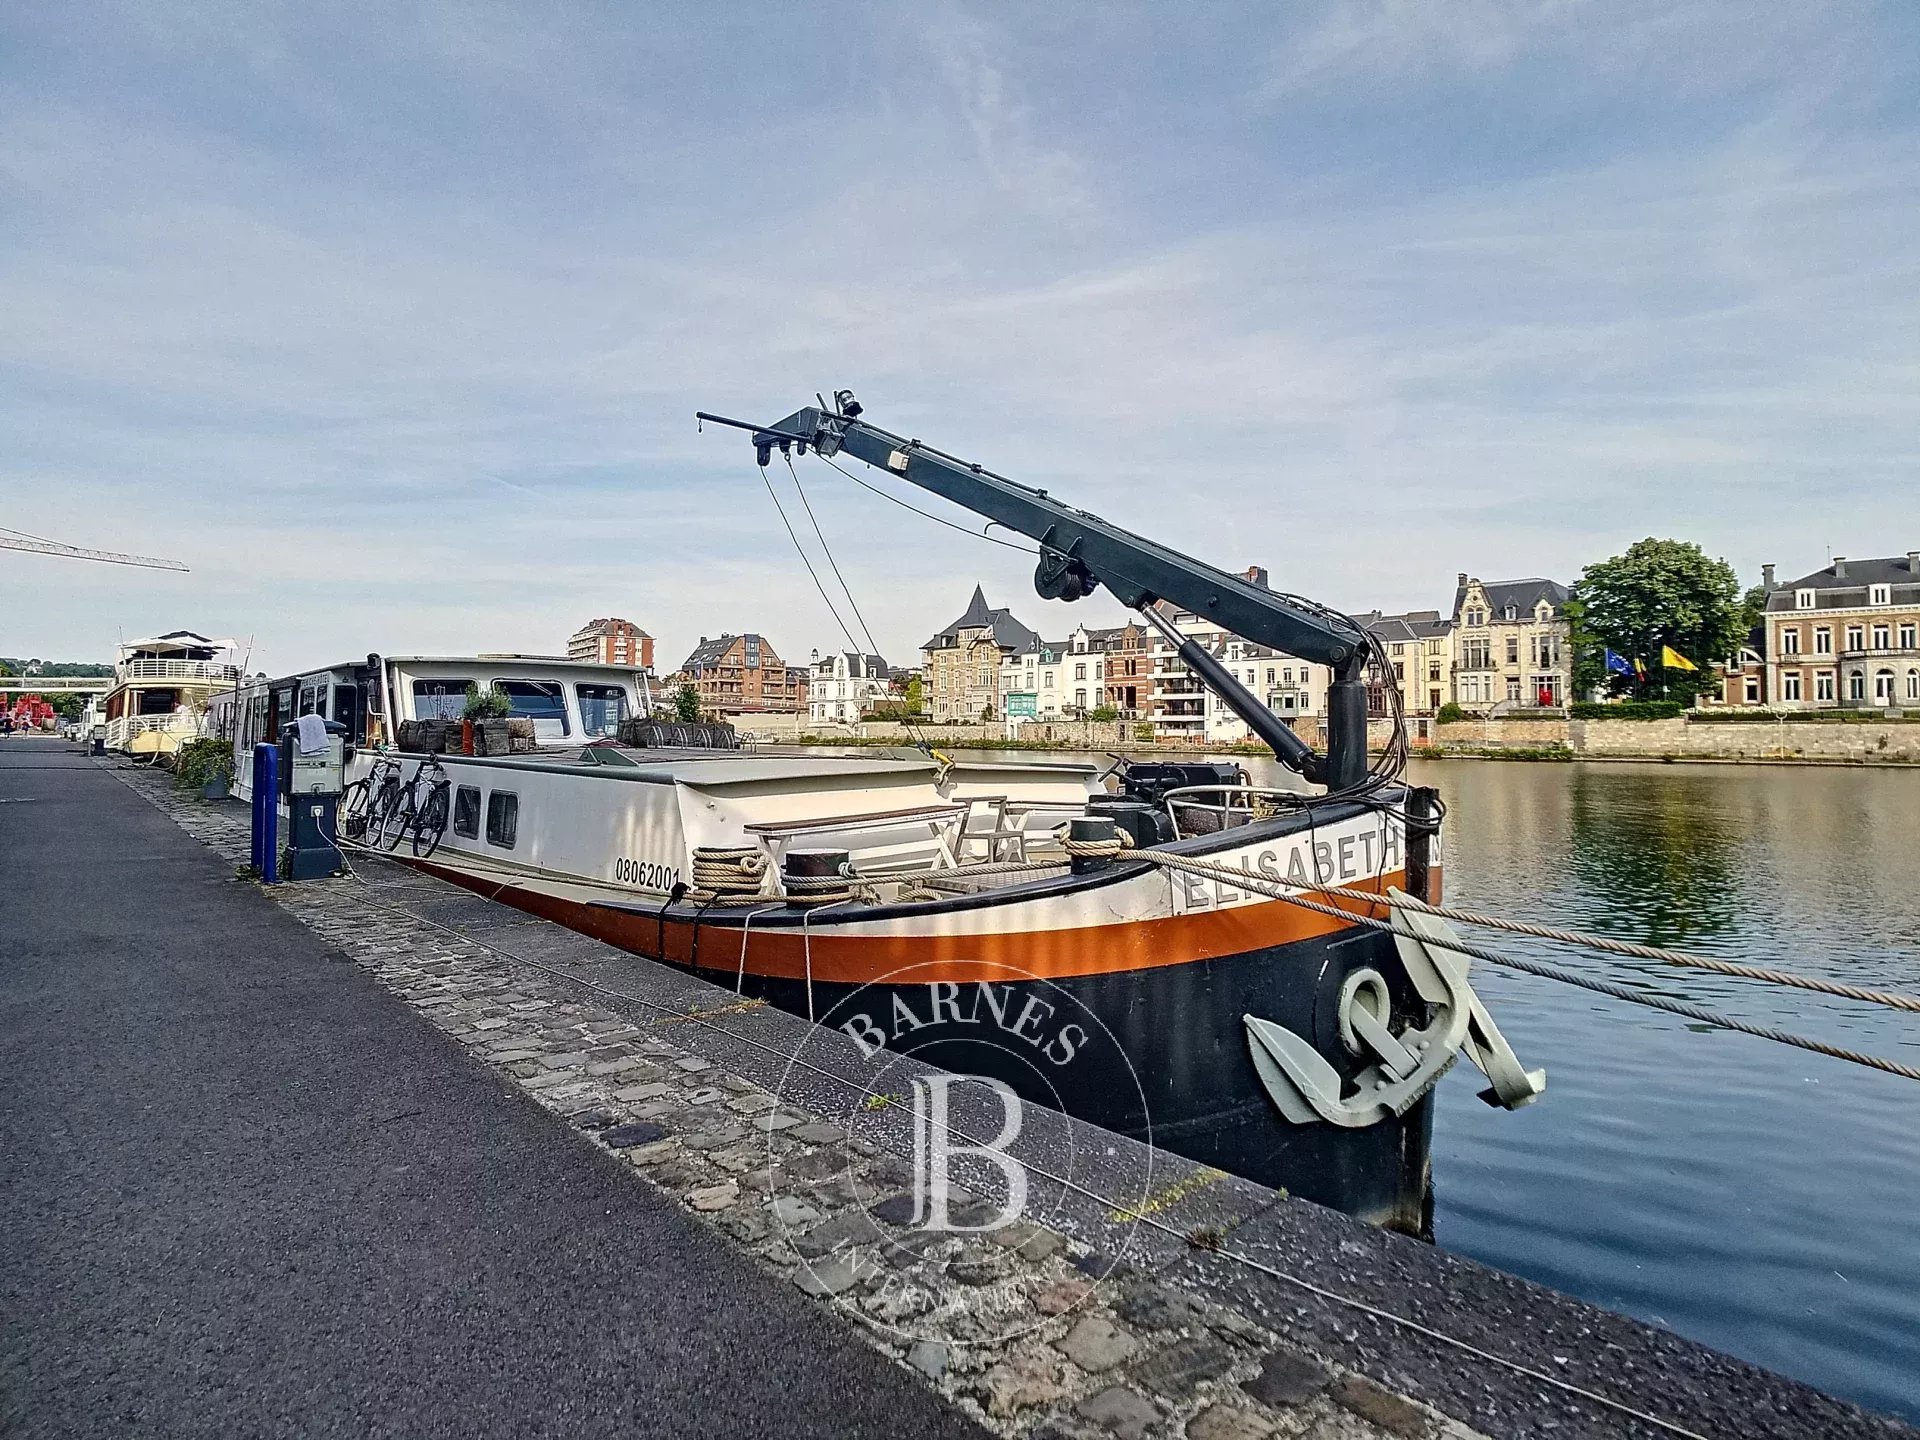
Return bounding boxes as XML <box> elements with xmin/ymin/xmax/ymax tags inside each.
<box><xmin>2</xmin><ymin>1</ymin><xmax>1916</xmax><ymax>676</ymax></box>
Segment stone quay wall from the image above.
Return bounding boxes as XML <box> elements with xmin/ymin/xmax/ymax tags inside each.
<box><xmin>1432</xmin><ymin>715</ymin><xmax>1920</xmax><ymax>764</ymax></box>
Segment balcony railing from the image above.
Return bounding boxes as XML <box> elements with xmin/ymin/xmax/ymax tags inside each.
<box><xmin>115</xmin><ymin>659</ymin><xmax>240</xmax><ymax>684</ymax></box>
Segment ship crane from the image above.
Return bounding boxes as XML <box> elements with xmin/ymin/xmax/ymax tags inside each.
<box><xmin>698</xmin><ymin>391</ymin><xmax>1378</xmax><ymax>792</ymax></box>
<box><xmin>0</xmin><ymin>526</ymin><xmax>189</xmax><ymax>572</ymax></box>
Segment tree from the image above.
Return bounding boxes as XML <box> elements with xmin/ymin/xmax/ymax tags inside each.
<box><xmin>50</xmin><ymin>693</ymin><xmax>85</xmax><ymax>722</ymax></box>
<box><xmin>904</xmin><ymin>675</ymin><xmax>924</xmax><ymax>713</ymax></box>
<box><xmin>672</xmin><ymin>683</ymin><xmax>703</xmax><ymax>724</ymax></box>
<box><xmin>1570</xmin><ymin>539</ymin><xmax>1743</xmax><ymax>704</ymax></box>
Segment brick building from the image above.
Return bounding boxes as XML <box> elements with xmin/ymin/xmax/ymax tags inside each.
<box><xmin>567</xmin><ymin>617</ymin><xmax>654</xmax><ymax>671</ymax></box>
<box><xmin>676</xmin><ymin>634</ymin><xmax>807</xmax><ymax>714</ymax></box>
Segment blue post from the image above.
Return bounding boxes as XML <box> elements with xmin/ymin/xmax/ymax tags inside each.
<box><xmin>252</xmin><ymin>742</ymin><xmax>279</xmax><ymax>884</ymax></box>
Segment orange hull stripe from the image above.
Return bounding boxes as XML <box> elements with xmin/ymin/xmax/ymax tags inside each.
<box><xmin>419</xmin><ymin>861</ymin><xmax>1416</xmax><ymax>985</ymax></box>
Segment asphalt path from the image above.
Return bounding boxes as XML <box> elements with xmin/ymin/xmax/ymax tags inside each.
<box><xmin>0</xmin><ymin>738</ymin><xmax>985</xmax><ymax>1439</ymax></box>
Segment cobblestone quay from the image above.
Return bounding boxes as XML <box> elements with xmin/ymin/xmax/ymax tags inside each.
<box><xmin>5</xmin><ymin>737</ymin><xmax>1912</xmax><ymax>1440</ymax></box>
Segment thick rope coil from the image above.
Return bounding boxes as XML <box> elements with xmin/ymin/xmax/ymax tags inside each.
<box><xmin>1315</xmin><ymin>883</ymin><xmax>1920</xmax><ymax>1017</ymax></box>
<box><xmin>685</xmin><ymin>845</ymin><xmax>770</xmax><ymax>905</ymax></box>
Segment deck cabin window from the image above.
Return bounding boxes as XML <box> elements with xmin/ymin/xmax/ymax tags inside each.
<box><xmin>137</xmin><ymin>688</ymin><xmax>178</xmax><ymax>716</ymax></box>
<box><xmin>498</xmin><ymin>680</ymin><xmax>570</xmax><ymax>739</ymax></box>
<box><xmin>411</xmin><ymin>678</ymin><xmax>473</xmax><ymax>721</ymax></box>
<box><xmin>575</xmin><ymin>684</ymin><xmax>629</xmax><ymax>738</ymax></box>
<box><xmin>298</xmin><ymin>682</ymin><xmax>322</xmax><ymax>716</ymax></box>
<box><xmin>453</xmin><ymin>786</ymin><xmax>480</xmax><ymax>839</ymax></box>
<box><xmin>485</xmin><ymin>791</ymin><xmax>518</xmax><ymax>848</ymax></box>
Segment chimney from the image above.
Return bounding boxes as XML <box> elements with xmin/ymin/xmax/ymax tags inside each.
<box><xmin>1761</xmin><ymin>563</ymin><xmax>1775</xmax><ymax>590</ymax></box>
<box><xmin>1832</xmin><ymin>557</ymin><xmax>1847</xmax><ymax>578</ymax></box>
<box><xmin>1909</xmin><ymin>551</ymin><xmax>1919</xmax><ymax>575</ymax></box>
<box><xmin>1457</xmin><ymin>572</ymin><xmax>1468</xmax><ymax>586</ymax></box>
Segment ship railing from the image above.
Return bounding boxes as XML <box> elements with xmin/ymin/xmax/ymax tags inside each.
<box><xmin>115</xmin><ymin>659</ymin><xmax>241</xmax><ymax>684</ymax></box>
<box><xmin>1158</xmin><ymin>783</ymin><xmax>1319</xmax><ymax>840</ymax></box>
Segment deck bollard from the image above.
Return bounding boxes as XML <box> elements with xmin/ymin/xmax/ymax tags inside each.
<box><xmin>1067</xmin><ymin>815</ymin><xmax>1119</xmax><ymax>875</ymax></box>
<box><xmin>251</xmin><ymin>742</ymin><xmax>279</xmax><ymax>884</ymax></box>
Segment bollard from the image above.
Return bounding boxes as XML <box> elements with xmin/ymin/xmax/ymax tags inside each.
<box><xmin>1067</xmin><ymin>814</ymin><xmax>1119</xmax><ymax>875</ymax></box>
<box><xmin>1404</xmin><ymin>785</ymin><xmax>1439</xmax><ymax>904</ymax></box>
<box><xmin>251</xmin><ymin>742</ymin><xmax>279</xmax><ymax>884</ymax></box>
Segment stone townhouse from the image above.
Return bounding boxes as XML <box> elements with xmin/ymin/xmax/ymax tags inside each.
<box><xmin>807</xmin><ymin>649</ymin><xmax>890</xmax><ymax>724</ymax></box>
<box><xmin>1354</xmin><ymin>609</ymin><xmax>1454</xmax><ymax>716</ymax></box>
<box><xmin>1001</xmin><ymin>622</ymin><xmax>1147</xmax><ymax>719</ymax></box>
<box><xmin>922</xmin><ymin>586</ymin><xmax>1041</xmax><ymax>721</ymax></box>
<box><xmin>1763</xmin><ymin>552</ymin><xmax>1920</xmax><ymax>710</ymax></box>
<box><xmin>1449</xmin><ymin>575</ymin><xmax>1573</xmax><ymax>709</ymax></box>
<box><xmin>1096</xmin><ymin>622</ymin><xmax>1151</xmax><ymax>717</ymax></box>
<box><xmin>676</xmin><ymin>633</ymin><xmax>807</xmax><ymax>715</ymax></box>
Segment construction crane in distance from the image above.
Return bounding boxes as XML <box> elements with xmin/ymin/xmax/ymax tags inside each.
<box><xmin>0</xmin><ymin>525</ymin><xmax>189</xmax><ymax>572</ymax></box>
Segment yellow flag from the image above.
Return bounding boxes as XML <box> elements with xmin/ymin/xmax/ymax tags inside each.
<box><xmin>1660</xmin><ymin>644</ymin><xmax>1697</xmax><ymax>672</ymax></box>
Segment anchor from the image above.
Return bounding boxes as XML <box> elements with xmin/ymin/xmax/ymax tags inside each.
<box><xmin>1246</xmin><ymin>888</ymin><xmax>1545</xmax><ymax>1128</ymax></box>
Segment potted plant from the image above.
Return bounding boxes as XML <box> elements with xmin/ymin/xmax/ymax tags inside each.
<box><xmin>462</xmin><ymin>684</ymin><xmax>513</xmax><ymax>755</ymax></box>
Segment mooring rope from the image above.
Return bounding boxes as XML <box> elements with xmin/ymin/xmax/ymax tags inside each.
<box><xmin>1313</xmin><ymin>883</ymin><xmax>1920</xmax><ymax>1016</ymax></box>
<box><xmin>1129</xmin><ymin>849</ymin><xmax>1920</xmax><ymax>1085</ymax></box>
<box><xmin>686</xmin><ymin>845</ymin><xmax>770</xmax><ymax>905</ymax></box>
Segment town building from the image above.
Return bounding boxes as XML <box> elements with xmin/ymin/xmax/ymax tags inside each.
<box><xmin>1762</xmin><ymin>553</ymin><xmax>1920</xmax><ymax>710</ymax></box>
<box><xmin>1142</xmin><ymin>567</ymin><xmax>1330</xmax><ymax>742</ymax></box>
<box><xmin>808</xmin><ymin>649</ymin><xmax>891</xmax><ymax>724</ymax></box>
<box><xmin>1448</xmin><ymin>576</ymin><xmax>1572</xmax><ymax>709</ymax></box>
<box><xmin>567</xmin><ymin>617</ymin><xmax>654</xmax><ymax>671</ymax></box>
<box><xmin>1354</xmin><ymin>610</ymin><xmax>1454</xmax><ymax>716</ymax></box>
<box><xmin>1000</xmin><ymin>623</ymin><xmax>1127</xmax><ymax>721</ymax></box>
<box><xmin>1098</xmin><ymin>621</ymin><xmax>1151</xmax><ymax>717</ymax></box>
<box><xmin>676</xmin><ymin>634</ymin><xmax>807</xmax><ymax>714</ymax></box>
<box><xmin>1202</xmin><ymin>637</ymin><xmax>1330</xmax><ymax>745</ymax></box>
<box><xmin>922</xmin><ymin>586</ymin><xmax>1042</xmax><ymax>721</ymax></box>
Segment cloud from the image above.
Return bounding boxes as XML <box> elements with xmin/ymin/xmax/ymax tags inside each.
<box><xmin>1</xmin><ymin>1</ymin><xmax>1915</xmax><ymax>672</ymax></box>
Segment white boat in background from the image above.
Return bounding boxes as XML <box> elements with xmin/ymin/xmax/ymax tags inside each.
<box><xmin>100</xmin><ymin>631</ymin><xmax>240</xmax><ymax>758</ymax></box>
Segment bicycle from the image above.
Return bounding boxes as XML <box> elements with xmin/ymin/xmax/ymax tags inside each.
<box><xmin>341</xmin><ymin>751</ymin><xmax>404</xmax><ymax>844</ymax></box>
<box><xmin>376</xmin><ymin>753</ymin><xmax>452</xmax><ymax>858</ymax></box>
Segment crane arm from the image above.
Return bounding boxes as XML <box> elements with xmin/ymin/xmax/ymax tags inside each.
<box><xmin>698</xmin><ymin>393</ymin><xmax>1377</xmax><ymax>788</ymax></box>
<box><xmin>0</xmin><ymin>533</ymin><xmax>189</xmax><ymax>572</ymax></box>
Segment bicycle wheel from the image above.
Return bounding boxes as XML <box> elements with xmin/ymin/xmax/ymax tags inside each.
<box><xmin>339</xmin><ymin>779</ymin><xmax>372</xmax><ymax>841</ymax></box>
<box><xmin>374</xmin><ymin>779</ymin><xmax>410</xmax><ymax>851</ymax></box>
<box><xmin>412</xmin><ymin>781</ymin><xmax>451</xmax><ymax>858</ymax></box>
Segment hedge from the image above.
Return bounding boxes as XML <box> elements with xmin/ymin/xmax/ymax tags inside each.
<box><xmin>1569</xmin><ymin>700</ymin><xmax>1684</xmax><ymax>720</ymax></box>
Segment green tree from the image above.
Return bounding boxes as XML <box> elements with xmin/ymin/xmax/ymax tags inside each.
<box><xmin>904</xmin><ymin>675</ymin><xmax>924</xmax><ymax>713</ymax></box>
<box><xmin>672</xmin><ymin>683</ymin><xmax>703</xmax><ymax>724</ymax></box>
<box><xmin>1571</xmin><ymin>539</ymin><xmax>1743</xmax><ymax>704</ymax></box>
<box><xmin>50</xmin><ymin>693</ymin><xmax>85</xmax><ymax>721</ymax></box>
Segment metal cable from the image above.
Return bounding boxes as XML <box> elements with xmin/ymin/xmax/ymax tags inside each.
<box><xmin>1315</xmin><ymin>884</ymin><xmax>1920</xmax><ymax>1016</ymax></box>
<box><xmin>1132</xmin><ymin>850</ymin><xmax>1920</xmax><ymax>1085</ymax></box>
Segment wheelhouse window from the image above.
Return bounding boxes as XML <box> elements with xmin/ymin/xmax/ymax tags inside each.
<box><xmin>485</xmin><ymin>791</ymin><xmax>518</xmax><ymax>848</ymax></box>
<box><xmin>453</xmin><ymin>786</ymin><xmax>481</xmax><ymax>839</ymax></box>
<box><xmin>498</xmin><ymin>680</ymin><xmax>570</xmax><ymax>739</ymax></box>
<box><xmin>576</xmin><ymin>684</ymin><xmax>630</xmax><ymax>738</ymax></box>
<box><xmin>412</xmin><ymin>678</ymin><xmax>474</xmax><ymax>721</ymax></box>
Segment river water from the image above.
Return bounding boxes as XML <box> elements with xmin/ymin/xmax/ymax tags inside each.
<box><xmin>935</xmin><ymin>750</ymin><xmax>1920</xmax><ymax>1421</ymax></box>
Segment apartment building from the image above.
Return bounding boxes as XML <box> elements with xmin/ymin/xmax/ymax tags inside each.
<box><xmin>1763</xmin><ymin>553</ymin><xmax>1920</xmax><ymax>709</ymax></box>
<box><xmin>676</xmin><ymin>633</ymin><xmax>807</xmax><ymax>714</ymax></box>
<box><xmin>567</xmin><ymin>617</ymin><xmax>654</xmax><ymax>671</ymax></box>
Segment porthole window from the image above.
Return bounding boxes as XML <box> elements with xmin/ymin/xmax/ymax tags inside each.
<box><xmin>486</xmin><ymin>791</ymin><xmax>519</xmax><ymax>848</ymax></box>
<box><xmin>453</xmin><ymin>785</ymin><xmax>481</xmax><ymax>839</ymax></box>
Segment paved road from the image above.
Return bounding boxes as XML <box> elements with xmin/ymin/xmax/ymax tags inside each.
<box><xmin>0</xmin><ymin>740</ymin><xmax>984</xmax><ymax>1439</ymax></box>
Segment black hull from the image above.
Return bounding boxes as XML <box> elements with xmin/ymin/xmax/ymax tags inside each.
<box><xmin>692</xmin><ymin>923</ymin><xmax>1436</xmax><ymax>1234</ymax></box>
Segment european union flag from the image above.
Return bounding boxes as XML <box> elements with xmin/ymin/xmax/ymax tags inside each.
<box><xmin>1604</xmin><ymin>649</ymin><xmax>1634</xmax><ymax>677</ymax></box>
